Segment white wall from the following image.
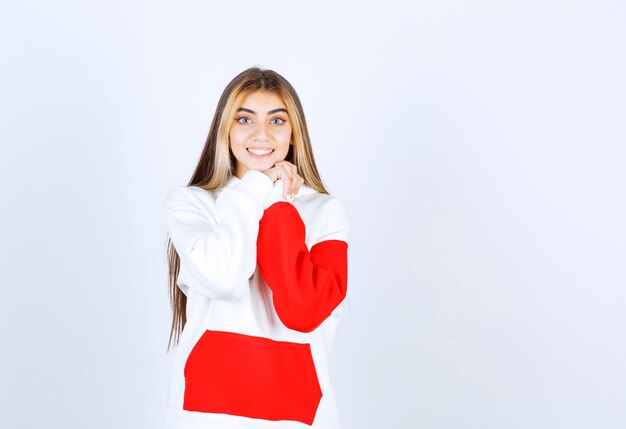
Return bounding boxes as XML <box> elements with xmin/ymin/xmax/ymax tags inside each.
<box><xmin>1</xmin><ymin>1</ymin><xmax>624</xmax><ymax>428</ymax></box>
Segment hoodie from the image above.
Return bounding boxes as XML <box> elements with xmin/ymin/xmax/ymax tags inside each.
<box><xmin>163</xmin><ymin>169</ymin><xmax>350</xmax><ymax>429</ymax></box>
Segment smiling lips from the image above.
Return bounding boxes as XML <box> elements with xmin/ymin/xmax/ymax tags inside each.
<box><xmin>247</xmin><ymin>147</ymin><xmax>274</xmax><ymax>158</ymax></box>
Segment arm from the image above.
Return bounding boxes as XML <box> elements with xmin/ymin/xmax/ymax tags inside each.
<box><xmin>165</xmin><ymin>170</ymin><xmax>273</xmax><ymax>300</ymax></box>
<box><xmin>256</xmin><ymin>197</ymin><xmax>350</xmax><ymax>333</ymax></box>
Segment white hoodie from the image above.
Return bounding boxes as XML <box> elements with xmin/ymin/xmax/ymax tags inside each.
<box><xmin>164</xmin><ymin>169</ymin><xmax>350</xmax><ymax>429</ymax></box>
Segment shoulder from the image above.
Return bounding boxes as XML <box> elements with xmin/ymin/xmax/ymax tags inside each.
<box><xmin>319</xmin><ymin>195</ymin><xmax>349</xmax><ymax>227</ymax></box>
<box><xmin>300</xmin><ymin>186</ymin><xmax>347</xmax><ymax>217</ymax></box>
<box><xmin>298</xmin><ymin>188</ymin><xmax>349</xmax><ymax>241</ymax></box>
<box><xmin>167</xmin><ymin>185</ymin><xmax>215</xmax><ymax>199</ymax></box>
<box><xmin>165</xmin><ymin>185</ymin><xmax>216</xmax><ymax>211</ymax></box>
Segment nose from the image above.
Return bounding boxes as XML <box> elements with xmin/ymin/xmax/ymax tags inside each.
<box><xmin>253</xmin><ymin>122</ymin><xmax>269</xmax><ymax>141</ymax></box>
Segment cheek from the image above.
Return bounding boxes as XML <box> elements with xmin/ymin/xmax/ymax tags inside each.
<box><xmin>274</xmin><ymin>127</ymin><xmax>292</xmax><ymax>144</ymax></box>
<box><xmin>229</xmin><ymin>128</ymin><xmax>247</xmax><ymax>145</ymax></box>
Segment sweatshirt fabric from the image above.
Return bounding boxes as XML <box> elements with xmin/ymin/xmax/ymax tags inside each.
<box><xmin>163</xmin><ymin>169</ymin><xmax>350</xmax><ymax>429</ymax></box>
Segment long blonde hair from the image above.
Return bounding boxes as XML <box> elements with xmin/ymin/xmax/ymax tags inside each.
<box><xmin>165</xmin><ymin>67</ymin><xmax>330</xmax><ymax>352</ymax></box>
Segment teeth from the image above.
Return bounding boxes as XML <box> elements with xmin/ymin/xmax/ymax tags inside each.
<box><xmin>248</xmin><ymin>148</ymin><xmax>273</xmax><ymax>155</ymax></box>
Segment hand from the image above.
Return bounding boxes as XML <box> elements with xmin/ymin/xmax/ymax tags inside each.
<box><xmin>262</xmin><ymin>160</ymin><xmax>304</xmax><ymax>202</ymax></box>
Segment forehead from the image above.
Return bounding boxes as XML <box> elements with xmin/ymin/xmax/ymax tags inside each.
<box><xmin>239</xmin><ymin>90</ymin><xmax>286</xmax><ymax>109</ymax></box>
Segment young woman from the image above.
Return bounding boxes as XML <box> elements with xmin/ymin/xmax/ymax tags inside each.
<box><xmin>164</xmin><ymin>67</ymin><xmax>350</xmax><ymax>428</ymax></box>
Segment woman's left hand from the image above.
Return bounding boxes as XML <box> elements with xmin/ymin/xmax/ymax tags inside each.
<box><xmin>264</xmin><ymin>160</ymin><xmax>304</xmax><ymax>202</ymax></box>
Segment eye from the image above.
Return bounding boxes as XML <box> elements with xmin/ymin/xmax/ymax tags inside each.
<box><xmin>271</xmin><ymin>117</ymin><xmax>286</xmax><ymax>125</ymax></box>
<box><xmin>237</xmin><ymin>116</ymin><xmax>251</xmax><ymax>124</ymax></box>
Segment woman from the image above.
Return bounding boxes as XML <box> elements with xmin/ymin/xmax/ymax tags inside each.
<box><xmin>164</xmin><ymin>67</ymin><xmax>350</xmax><ymax>428</ymax></box>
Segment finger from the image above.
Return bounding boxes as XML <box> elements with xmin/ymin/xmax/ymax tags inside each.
<box><xmin>276</xmin><ymin>160</ymin><xmax>294</xmax><ymax>168</ymax></box>
<box><xmin>275</xmin><ymin>163</ymin><xmax>300</xmax><ymax>201</ymax></box>
<box><xmin>288</xmin><ymin>174</ymin><xmax>303</xmax><ymax>202</ymax></box>
<box><xmin>279</xmin><ymin>164</ymin><xmax>293</xmax><ymax>200</ymax></box>
<box><xmin>294</xmin><ymin>177</ymin><xmax>304</xmax><ymax>199</ymax></box>
<box><xmin>276</xmin><ymin>161</ymin><xmax>296</xmax><ymax>176</ymax></box>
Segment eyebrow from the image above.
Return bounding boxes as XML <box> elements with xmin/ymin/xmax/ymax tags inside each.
<box><xmin>236</xmin><ymin>107</ymin><xmax>288</xmax><ymax>115</ymax></box>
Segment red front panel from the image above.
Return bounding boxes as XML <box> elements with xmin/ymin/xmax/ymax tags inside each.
<box><xmin>183</xmin><ymin>329</ymin><xmax>323</xmax><ymax>425</ymax></box>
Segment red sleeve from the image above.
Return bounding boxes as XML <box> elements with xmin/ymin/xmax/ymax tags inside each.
<box><xmin>256</xmin><ymin>201</ymin><xmax>349</xmax><ymax>333</ymax></box>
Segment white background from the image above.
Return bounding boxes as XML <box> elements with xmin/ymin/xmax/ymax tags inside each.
<box><xmin>1</xmin><ymin>1</ymin><xmax>625</xmax><ymax>428</ymax></box>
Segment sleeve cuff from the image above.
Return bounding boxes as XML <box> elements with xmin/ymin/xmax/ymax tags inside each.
<box><xmin>234</xmin><ymin>169</ymin><xmax>274</xmax><ymax>206</ymax></box>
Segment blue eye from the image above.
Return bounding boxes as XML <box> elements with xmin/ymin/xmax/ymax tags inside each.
<box><xmin>237</xmin><ymin>117</ymin><xmax>251</xmax><ymax>124</ymax></box>
<box><xmin>272</xmin><ymin>118</ymin><xmax>285</xmax><ymax>125</ymax></box>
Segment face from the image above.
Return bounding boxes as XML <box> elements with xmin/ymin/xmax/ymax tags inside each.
<box><xmin>229</xmin><ymin>90</ymin><xmax>293</xmax><ymax>178</ymax></box>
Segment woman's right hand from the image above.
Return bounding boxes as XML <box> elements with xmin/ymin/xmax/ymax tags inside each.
<box><xmin>262</xmin><ymin>160</ymin><xmax>304</xmax><ymax>202</ymax></box>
